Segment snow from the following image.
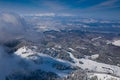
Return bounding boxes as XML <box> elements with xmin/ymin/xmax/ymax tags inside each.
<box><xmin>80</xmin><ymin>59</ymin><xmax>120</xmax><ymax>76</ymax></box>
<box><xmin>69</xmin><ymin>48</ymin><xmax>75</xmax><ymax>51</ymax></box>
<box><xmin>85</xmin><ymin>54</ymin><xmax>99</xmax><ymax>60</ymax></box>
<box><xmin>14</xmin><ymin>46</ymin><xmax>73</xmax><ymax>77</ymax></box>
<box><xmin>15</xmin><ymin>46</ymin><xmax>37</xmax><ymax>59</ymax></box>
<box><xmin>67</xmin><ymin>52</ymin><xmax>79</xmax><ymax>64</ymax></box>
<box><xmin>0</xmin><ymin>46</ymin><xmax>73</xmax><ymax>80</ymax></box>
<box><xmin>67</xmin><ymin>52</ymin><xmax>120</xmax><ymax>78</ymax></box>
<box><xmin>88</xmin><ymin>73</ymin><xmax>120</xmax><ymax>80</ymax></box>
<box><xmin>76</xmin><ymin>46</ymin><xmax>87</xmax><ymax>50</ymax></box>
<box><xmin>91</xmin><ymin>36</ymin><xmax>102</xmax><ymax>41</ymax></box>
<box><xmin>1</xmin><ymin>46</ymin><xmax>120</xmax><ymax>79</ymax></box>
<box><xmin>106</xmin><ymin>40</ymin><xmax>111</xmax><ymax>44</ymax></box>
<box><xmin>55</xmin><ymin>45</ymin><xmax>62</xmax><ymax>49</ymax></box>
<box><xmin>112</xmin><ymin>40</ymin><xmax>120</xmax><ymax>47</ymax></box>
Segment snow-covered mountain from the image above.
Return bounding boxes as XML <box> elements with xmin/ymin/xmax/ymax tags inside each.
<box><xmin>0</xmin><ymin>45</ymin><xmax>75</xmax><ymax>80</ymax></box>
<box><xmin>1</xmin><ymin>45</ymin><xmax>119</xmax><ymax>80</ymax></box>
<box><xmin>0</xmin><ymin>12</ymin><xmax>120</xmax><ymax>80</ymax></box>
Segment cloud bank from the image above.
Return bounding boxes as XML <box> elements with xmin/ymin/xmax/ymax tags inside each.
<box><xmin>0</xmin><ymin>12</ymin><xmax>28</xmax><ymax>43</ymax></box>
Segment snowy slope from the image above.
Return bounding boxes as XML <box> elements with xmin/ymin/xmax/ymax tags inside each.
<box><xmin>67</xmin><ymin>50</ymin><xmax>120</xmax><ymax>79</ymax></box>
<box><xmin>112</xmin><ymin>40</ymin><xmax>120</xmax><ymax>47</ymax></box>
<box><xmin>15</xmin><ymin>46</ymin><xmax>73</xmax><ymax>77</ymax></box>
<box><xmin>0</xmin><ymin>46</ymin><xmax>74</xmax><ymax>80</ymax></box>
<box><xmin>88</xmin><ymin>73</ymin><xmax>120</xmax><ymax>80</ymax></box>
<box><xmin>1</xmin><ymin>46</ymin><xmax>120</xmax><ymax>80</ymax></box>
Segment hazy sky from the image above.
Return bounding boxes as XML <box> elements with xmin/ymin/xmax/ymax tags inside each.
<box><xmin>0</xmin><ymin>0</ymin><xmax>120</xmax><ymax>19</ymax></box>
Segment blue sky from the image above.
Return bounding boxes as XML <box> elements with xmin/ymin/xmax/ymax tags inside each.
<box><xmin>0</xmin><ymin>0</ymin><xmax>120</xmax><ymax>19</ymax></box>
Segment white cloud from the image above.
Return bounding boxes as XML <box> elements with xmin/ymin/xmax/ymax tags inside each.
<box><xmin>0</xmin><ymin>12</ymin><xmax>27</xmax><ymax>42</ymax></box>
<box><xmin>0</xmin><ymin>46</ymin><xmax>25</xmax><ymax>80</ymax></box>
<box><xmin>88</xmin><ymin>0</ymin><xmax>119</xmax><ymax>10</ymax></box>
<box><xmin>57</xmin><ymin>13</ymin><xmax>74</xmax><ymax>16</ymax></box>
<box><xmin>98</xmin><ymin>0</ymin><xmax>118</xmax><ymax>7</ymax></box>
<box><xmin>23</xmin><ymin>13</ymin><xmax>74</xmax><ymax>17</ymax></box>
<box><xmin>42</xmin><ymin>0</ymin><xmax>67</xmax><ymax>11</ymax></box>
<box><xmin>25</xmin><ymin>13</ymin><xmax>56</xmax><ymax>17</ymax></box>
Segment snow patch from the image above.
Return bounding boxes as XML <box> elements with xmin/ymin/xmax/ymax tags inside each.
<box><xmin>88</xmin><ymin>73</ymin><xmax>120</xmax><ymax>80</ymax></box>
<box><xmin>14</xmin><ymin>46</ymin><xmax>73</xmax><ymax>77</ymax></box>
<box><xmin>112</xmin><ymin>40</ymin><xmax>120</xmax><ymax>47</ymax></box>
<box><xmin>67</xmin><ymin>52</ymin><xmax>120</xmax><ymax>78</ymax></box>
<box><xmin>91</xmin><ymin>36</ymin><xmax>102</xmax><ymax>41</ymax></box>
<box><xmin>69</xmin><ymin>48</ymin><xmax>75</xmax><ymax>51</ymax></box>
<box><xmin>85</xmin><ymin>54</ymin><xmax>99</xmax><ymax>60</ymax></box>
